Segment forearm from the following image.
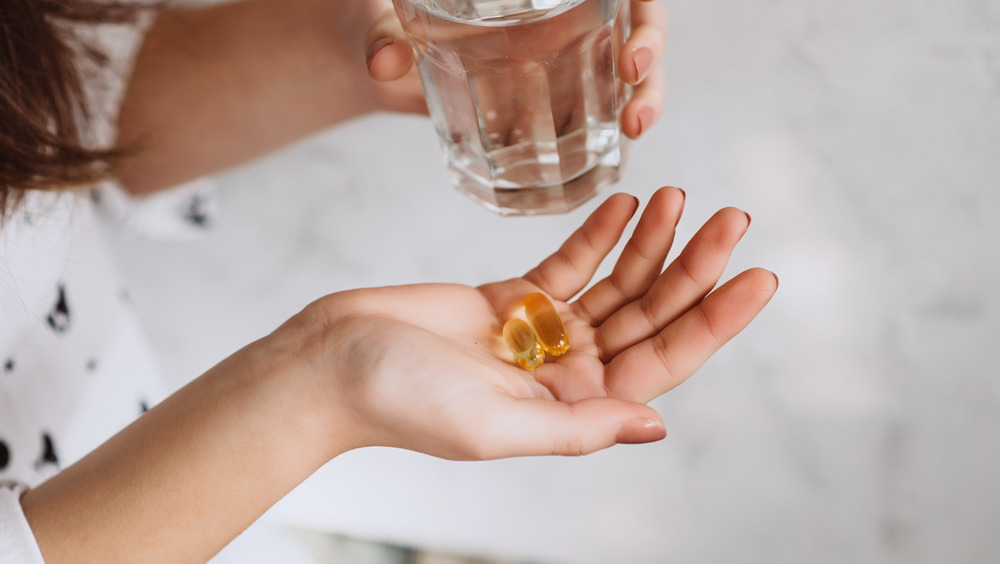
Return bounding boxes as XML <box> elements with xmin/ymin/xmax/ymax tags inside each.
<box><xmin>115</xmin><ymin>0</ymin><xmax>376</xmax><ymax>195</ymax></box>
<box><xmin>20</xmin><ymin>327</ymin><xmax>343</xmax><ymax>563</ymax></box>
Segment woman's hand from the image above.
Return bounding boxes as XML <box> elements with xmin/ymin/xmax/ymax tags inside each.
<box><xmin>22</xmin><ymin>187</ymin><xmax>773</xmax><ymax>562</ymax></box>
<box><xmin>296</xmin><ymin>187</ymin><xmax>776</xmax><ymax>460</ymax></box>
<box><xmin>363</xmin><ymin>0</ymin><xmax>670</xmax><ymax>137</ymax></box>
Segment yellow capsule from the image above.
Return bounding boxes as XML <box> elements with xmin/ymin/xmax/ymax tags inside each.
<box><xmin>524</xmin><ymin>292</ymin><xmax>569</xmax><ymax>356</ymax></box>
<box><xmin>502</xmin><ymin>318</ymin><xmax>544</xmax><ymax>370</ymax></box>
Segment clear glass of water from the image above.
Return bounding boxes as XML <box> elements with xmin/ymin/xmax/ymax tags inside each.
<box><xmin>393</xmin><ymin>0</ymin><xmax>632</xmax><ymax>215</ymax></box>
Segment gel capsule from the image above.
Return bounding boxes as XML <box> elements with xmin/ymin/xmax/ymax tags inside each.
<box><xmin>524</xmin><ymin>292</ymin><xmax>569</xmax><ymax>356</ymax></box>
<box><xmin>503</xmin><ymin>318</ymin><xmax>544</xmax><ymax>370</ymax></box>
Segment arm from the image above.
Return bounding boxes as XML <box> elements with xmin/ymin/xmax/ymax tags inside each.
<box><xmin>113</xmin><ymin>0</ymin><xmax>425</xmax><ymax>195</ymax></box>
<box><xmin>22</xmin><ymin>187</ymin><xmax>776</xmax><ymax>561</ymax></box>
<box><xmin>20</xmin><ymin>330</ymin><xmax>342</xmax><ymax>563</ymax></box>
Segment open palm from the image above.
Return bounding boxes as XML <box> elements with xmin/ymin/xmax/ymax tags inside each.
<box><xmin>315</xmin><ymin>188</ymin><xmax>776</xmax><ymax>460</ymax></box>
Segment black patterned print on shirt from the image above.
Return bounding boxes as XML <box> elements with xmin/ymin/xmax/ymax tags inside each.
<box><xmin>0</xmin><ymin>439</ymin><xmax>9</xmax><ymax>470</ymax></box>
<box><xmin>183</xmin><ymin>194</ymin><xmax>210</xmax><ymax>227</ymax></box>
<box><xmin>47</xmin><ymin>283</ymin><xmax>71</xmax><ymax>333</ymax></box>
<box><xmin>35</xmin><ymin>432</ymin><xmax>59</xmax><ymax>472</ymax></box>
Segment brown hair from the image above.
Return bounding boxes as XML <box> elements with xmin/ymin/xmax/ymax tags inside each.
<box><xmin>1</xmin><ymin>0</ymin><xmax>145</xmax><ymax>220</ymax></box>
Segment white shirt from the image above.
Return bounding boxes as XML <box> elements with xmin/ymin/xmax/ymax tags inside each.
<box><xmin>0</xmin><ymin>190</ymin><xmax>167</xmax><ymax>562</ymax></box>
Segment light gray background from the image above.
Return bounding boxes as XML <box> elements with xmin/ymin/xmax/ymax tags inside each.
<box><xmin>105</xmin><ymin>0</ymin><xmax>1000</xmax><ymax>562</ymax></box>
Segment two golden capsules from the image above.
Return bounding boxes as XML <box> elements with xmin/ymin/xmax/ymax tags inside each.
<box><xmin>502</xmin><ymin>292</ymin><xmax>569</xmax><ymax>370</ymax></box>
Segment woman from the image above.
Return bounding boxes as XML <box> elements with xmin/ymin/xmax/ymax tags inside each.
<box><xmin>1</xmin><ymin>1</ymin><xmax>774</xmax><ymax>562</ymax></box>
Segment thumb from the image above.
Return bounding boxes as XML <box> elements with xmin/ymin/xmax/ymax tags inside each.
<box><xmin>365</xmin><ymin>8</ymin><xmax>415</xmax><ymax>81</ymax></box>
<box><xmin>482</xmin><ymin>397</ymin><xmax>666</xmax><ymax>458</ymax></box>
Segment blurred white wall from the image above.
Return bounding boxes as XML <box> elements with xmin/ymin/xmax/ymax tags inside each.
<box><xmin>105</xmin><ymin>0</ymin><xmax>1000</xmax><ymax>562</ymax></box>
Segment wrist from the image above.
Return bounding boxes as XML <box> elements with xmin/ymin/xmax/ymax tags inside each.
<box><xmin>264</xmin><ymin>296</ymin><xmax>370</xmax><ymax>459</ymax></box>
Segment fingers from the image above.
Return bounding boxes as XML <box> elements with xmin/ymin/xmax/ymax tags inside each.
<box><xmin>365</xmin><ymin>8</ymin><xmax>415</xmax><ymax>81</ymax></box>
<box><xmin>471</xmin><ymin>396</ymin><xmax>665</xmax><ymax>459</ymax></box>
<box><xmin>596</xmin><ymin>207</ymin><xmax>751</xmax><ymax>359</ymax></box>
<box><xmin>619</xmin><ymin>0</ymin><xmax>668</xmax><ymax>85</ymax></box>
<box><xmin>523</xmin><ymin>193</ymin><xmax>639</xmax><ymax>301</ymax></box>
<box><xmin>605</xmin><ymin>267</ymin><xmax>778</xmax><ymax>403</ymax></box>
<box><xmin>573</xmin><ymin>186</ymin><xmax>685</xmax><ymax>325</ymax></box>
<box><xmin>620</xmin><ymin>0</ymin><xmax>668</xmax><ymax>139</ymax></box>
<box><xmin>621</xmin><ymin>65</ymin><xmax>666</xmax><ymax>139</ymax></box>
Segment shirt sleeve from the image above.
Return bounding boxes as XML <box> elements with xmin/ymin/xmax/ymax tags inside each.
<box><xmin>0</xmin><ymin>482</ymin><xmax>45</xmax><ymax>564</ymax></box>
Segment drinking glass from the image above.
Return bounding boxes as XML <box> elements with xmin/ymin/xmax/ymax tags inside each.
<box><xmin>393</xmin><ymin>0</ymin><xmax>632</xmax><ymax>215</ymax></box>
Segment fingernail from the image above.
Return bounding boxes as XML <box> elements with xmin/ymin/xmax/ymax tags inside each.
<box><xmin>615</xmin><ymin>418</ymin><xmax>666</xmax><ymax>444</ymax></box>
<box><xmin>743</xmin><ymin>211</ymin><xmax>752</xmax><ymax>227</ymax></box>
<box><xmin>771</xmin><ymin>271</ymin><xmax>780</xmax><ymax>290</ymax></box>
<box><xmin>674</xmin><ymin>188</ymin><xmax>686</xmax><ymax>226</ymax></box>
<box><xmin>631</xmin><ymin>47</ymin><xmax>654</xmax><ymax>82</ymax></box>
<box><xmin>637</xmin><ymin>106</ymin><xmax>655</xmax><ymax>137</ymax></box>
<box><xmin>366</xmin><ymin>37</ymin><xmax>393</xmax><ymax>67</ymax></box>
